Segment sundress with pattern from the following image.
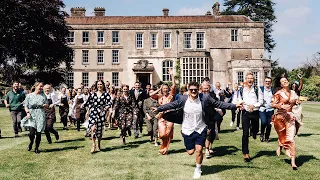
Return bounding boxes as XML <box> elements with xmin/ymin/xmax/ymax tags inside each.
<box><xmin>87</xmin><ymin>92</ymin><xmax>112</xmax><ymax>138</ymax></box>
<box><xmin>21</xmin><ymin>93</ymin><xmax>48</xmax><ymax>133</ymax></box>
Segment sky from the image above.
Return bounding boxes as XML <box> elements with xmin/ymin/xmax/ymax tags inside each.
<box><xmin>63</xmin><ymin>0</ymin><xmax>320</xmax><ymax>70</ymax></box>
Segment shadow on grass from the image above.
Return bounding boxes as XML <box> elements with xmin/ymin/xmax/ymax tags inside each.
<box><xmin>169</xmin><ymin>148</ymin><xmax>186</xmax><ymax>154</ymax></box>
<box><xmin>42</xmin><ymin>146</ymin><xmax>85</xmax><ymax>153</ymax></box>
<box><xmin>0</xmin><ymin>136</ymin><xmax>15</xmax><ymax>139</ymax></box>
<box><xmin>251</xmin><ymin>150</ymin><xmax>276</xmax><ymax>160</ymax></box>
<box><xmin>297</xmin><ymin>133</ymin><xmax>320</xmax><ymax>137</ymax></box>
<box><xmin>101</xmin><ymin>144</ymin><xmax>139</xmax><ymax>152</ymax></box>
<box><xmin>219</xmin><ymin>129</ymin><xmax>236</xmax><ymax>133</ymax></box>
<box><xmin>55</xmin><ymin>138</ymin><xmax>86</xmax><ymax>143</ymax></box>
<box><xmin>212</xmin><ymin>146</ymin><xmax>240</xmax><ymax>156</ymax></box>
<box><xmin>283</xmin><ymin>155</ymin><xmax>319</xmax><ymax>167</ymax></box>
<box><xmin>201</xmin><ymin>164</ymin><xmax>261</xmax><ymax>175</ymax></box>
<box><xmin>268</xmin><ymin>137</ymin><xmax>278</xmax><ymax>142</ymax></box>
<box><xmin>171</xmin><ymin>139</ymin><xmax>182</xmax><ymax>143</ymax></box>
<box><xmin>101</xmin><ymin>136</ymin><xmax>118</xmax><ymax>141</ymax></box>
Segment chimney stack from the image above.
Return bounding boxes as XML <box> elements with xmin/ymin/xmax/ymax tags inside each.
<box><xmin>94</xmin><ymin>7</ymin><xmax>105</xmax><ymax>16</ymax></box>
<box><xmin>163</xmin><ymin>8</ymin><xmax>169</xmax><ymax>16</ymax></box>
<box><xmin>70</xmin><ymin>7</ymin><xmax>86</xmax><ymax>17</ymax></box>
<box><xmin>212</xmin><ymin>2</ymin><xmax>220</xmax><ymax>16</ymax></box>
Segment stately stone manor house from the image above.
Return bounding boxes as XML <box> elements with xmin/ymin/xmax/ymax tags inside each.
<box><xmin>66</xmin><ymin>2</ymin><xmax>271</xmax><ymax>88</ymax></box>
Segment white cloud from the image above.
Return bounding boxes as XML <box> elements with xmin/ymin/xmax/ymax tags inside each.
<box><xmin>304</xmin><ymin>34</ymin><xmax>320</xmax><ymax>45</ymax></box>
<box><xmin>273</xmin><ymin>6</ymin><xmax>311</xmax><ymax>36</ymax></box>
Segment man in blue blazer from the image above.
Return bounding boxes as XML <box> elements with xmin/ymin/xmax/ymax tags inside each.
<box><xmin>153</xmin><ymin>81</ymin><xmax>242</xmax><ymax>179</ymax></box>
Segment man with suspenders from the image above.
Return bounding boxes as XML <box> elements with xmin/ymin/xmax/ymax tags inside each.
<box><xmin>259</xmin><ymin>77</ymin><xmax>275</xmax><ymax>142</ymax></box>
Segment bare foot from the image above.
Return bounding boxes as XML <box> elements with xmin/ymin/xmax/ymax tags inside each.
<box><xmin>276</xmin><ymin>147</ymin><xmax>281</xmax><ymax>156</ymax></box>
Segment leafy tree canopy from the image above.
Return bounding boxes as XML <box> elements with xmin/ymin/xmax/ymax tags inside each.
<box><xmin>221</xmin><ymin>0</ymin><xmax>277</xmax><ymax>53</ymax></box>
<box><xmin>0</xmin><ymin>0</ymin><xmax>73</xmax><ymax>86</ymax></box>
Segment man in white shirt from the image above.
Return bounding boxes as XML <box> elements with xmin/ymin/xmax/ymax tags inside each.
<box><xmin>259</xmin><ymin>77</ymin><xmax>274</xmax><ymax>142</ymax></box>
<box><xmin>240</xmin><ymin>72</ymin><xmax>263</xmax><ymax>162</ymax></box>
<box><xmin>154</xmin><ymin>81</ymin><xmax>241</xmax><ymax>179</ymax></box>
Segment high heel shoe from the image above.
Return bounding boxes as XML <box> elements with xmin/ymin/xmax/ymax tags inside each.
<box><xmin>292</xmin><ymin>166</ymin><xmax>298</xmax><ymax>170</ymax></box>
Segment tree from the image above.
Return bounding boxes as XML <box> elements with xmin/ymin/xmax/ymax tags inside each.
<box><xmin>271</xmin><ymin>66</ymin><xmax>287</xmax><ymax>79</ymax></box>
<box><xmin>0</xmin><ymin>0</ymin><xmax>72</xmax><ymax>86</ymax></box>
<box><xmin>221</xmin><ymin>0</ymin><xmax>277</xmax><ymax>53</ymax></box>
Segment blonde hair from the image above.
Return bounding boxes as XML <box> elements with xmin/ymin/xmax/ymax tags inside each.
<box><xmin>31</xmin><ymin>82</ymin><xmax>43</xmax><ymax>92</ymax></box>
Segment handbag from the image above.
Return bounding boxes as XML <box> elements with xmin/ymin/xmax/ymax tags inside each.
<box><xmin>162</xmin><ymin>107</ymin><xmax>184</xmax><ymax>124</ymax></box>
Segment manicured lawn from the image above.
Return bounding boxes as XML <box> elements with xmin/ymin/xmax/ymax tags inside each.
<box><xmin>0</xmin><ymin>103</ymin><xmax>319</xmax><ymax>180</ymax></box>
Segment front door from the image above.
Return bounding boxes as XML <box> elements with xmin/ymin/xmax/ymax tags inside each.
<box><xmin>137</xmin><ymin>73</ymin><xmax>150</xmax><ymax>89</ymax></box>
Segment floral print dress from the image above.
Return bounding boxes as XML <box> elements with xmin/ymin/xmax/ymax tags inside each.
<box><xmin>21</xmin><ymin>93</ymin><xmax>48</xmax><ymax>133</ymax></box>
<box><xmin>87</xmin><ymin>92</ymin><xmax>112</xmax><ymax>138</ymax></box>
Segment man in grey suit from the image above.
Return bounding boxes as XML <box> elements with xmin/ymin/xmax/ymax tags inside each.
<box><xmin>153</xmin><ymin>81</ymin><xmax>242</xmax><ymax>179</ymax></box>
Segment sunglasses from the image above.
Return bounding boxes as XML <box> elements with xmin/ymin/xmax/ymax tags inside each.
<box><xmin>189</xmin><ymin>88</ymin><xmax>198</xmax><ymax>92</ymax></box>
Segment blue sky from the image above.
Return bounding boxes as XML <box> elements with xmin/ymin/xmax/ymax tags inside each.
<box><xmin>63</xmin><ymin>0</ymin><xmax>320</xmax><ymax>70</ymax></box>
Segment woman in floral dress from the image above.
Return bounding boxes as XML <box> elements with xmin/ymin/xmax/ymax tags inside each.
<box><xmin>272</xmin><ymin>75</ymin><xmax>299</xmax><ymax>170</ymax></box>
<box><xmin>156</xmin><ymin>69</ymin><xmax>176</xmax><ymax>155</ymax></box>
<box><xmin>86</xmin><ymin>80</ymin><xmax>112</xmax><ymax>153</ymax></box>
<box><xmin>114</xmin><ymin>85</ymin><xmax>136</xmax><ymax>144</ymax></box>
<box><xmin>21</xmin><ymin>82</ymin><xmax>48</xmax><ymax>154</ymax></box>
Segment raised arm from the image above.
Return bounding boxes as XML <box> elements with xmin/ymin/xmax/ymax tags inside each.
<box><xmin>206</xmin><ymin>94</ymin><xmax>237</xmax><ymax>110</ymax></box>
<box><xmin>157</xmin><ymin>98</ymin><xmax>181</xmax><ymax>112</ymax></box>
<box><xmin>298</xmin><ymin>76</ymin><xmax>303</xmax><ymax>92</ymax></box>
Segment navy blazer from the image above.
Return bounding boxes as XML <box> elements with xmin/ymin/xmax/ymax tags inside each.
<box><xmin>157</xmin><ymin>93</ymin><xmax>236</xmax><ymax>125</ymax></box>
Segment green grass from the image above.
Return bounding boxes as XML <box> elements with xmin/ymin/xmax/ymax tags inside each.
<box><xmin>0</xmin><ymin>103</ymin><xmax>319</xmax><ymax>180</ymax></box>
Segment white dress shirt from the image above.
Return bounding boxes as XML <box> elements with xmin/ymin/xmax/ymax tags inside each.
<box><xmin>182</xmin><ymin>97</ymin><xmax>206</xmax><ymax>135</ymax></box>
<box><xmin>242</xmin><ymin>86</ymin><xmax>263</xmax><ymax>111</ymax></box>
<box><xmin>259</xmin><ymin>87</ymin><xmax>274</xmax><ymax>112</ymax></box>
<box><xmin>231</xmin><ymin>90</ymin><xmax>241</xmax><ymax>104</ymax></box>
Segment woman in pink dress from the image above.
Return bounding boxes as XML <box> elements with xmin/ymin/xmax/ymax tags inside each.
<box><xmin>271</xmin><ymin>75</ymin><xmax>299</xmax><ymax>170</ymax></box>
<box><xmin>156</xmin><ymin>69</ymin><xmax>176</xmax><ymax>155</ymax></box>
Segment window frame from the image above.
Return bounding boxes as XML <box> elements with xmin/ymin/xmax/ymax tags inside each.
<box><xmin>112</xmin><ymin>72</ymin><xmax>119</xmax><ymax>87</ymax></box>
<box><xmin>196</xmin><ymin>32</ymin><xmax>205</xmax><ymax>49</ymax></box>
<box><xmin>82</xmin><ymin>72</ymin><xmax>89</xmax><ymax>87</ymax></box>
<box><xmin>112</xmin><ymin>31</ymin><xmax>119</xmax><ymax>44</ymax></box>
<box><xmin>231</xmin><ymin>29</ymin><xmax>238</xmax><ymax>42</ymax></box>
<box><xmin>82</xmin><ymin>31</ymin><xmax>89</xmax><ymax>44</ymax></box>
<box><xmin>184</xmin><ymin>32</ymin><xmax>192</xmax><ymax>49</ymax></box>
<box><xmin>150</xmin><ymin>33</ymin><xmax>158</xmax><ymax>49</ymax></box>
<box><xmin>242</xmin><ymin>29</ymin><xmax>250</xmax><ymax>42</ymax></box>
<box><xmin>82</xmin><ymin>50</ymin><xmax>89</xmax><ymax>64</ymax></box>
<box><xmin>67</xmin><ymin>72</ymin><xmax>74</xmax><ymax>88</ymax></box>
<box><xmin>97</xmin><ymin>31</ymin><xmax>104</xmax><ymax>44</ymax></box>
<box><xmin>181</xmin><ymin>57</ymin><xmax>209</xmax><ymax>85</ymax></box>
<box><xmin>136</xmin><ymin>33</ymin><xmax>143</xmax><ymax>49</ymax></box>
<box><xmin>67</xmin><ymin>32</ymin><xmax>75</xmax><ymax>44</ymax></box>
<box><xmin>97</xmin><ymin>72</ymin><xmax>104</xmax><ymax>81</ymax></box>
<box><xmin>162</xmin><ymin>60</ymin><xmax>174</xmax><ymax>82</ymax></box>
<box><xmin>112</xmin><ymin>50</ymin><xmax>119</xmax><ymax>64</ymax></box>
<box><xmin>97</xmin><ymin>50</ymin><xmax>104</xmax><ymax>64</ymax></box>
<box><xmin>237</xmin><ymin>71</ymin><xmax>244</xmax><ymax>84</ymax></box>
<box><xmin>164</xmin><ymin>32</ymin><xmax>171</xmax><ymax>49</ymax></box>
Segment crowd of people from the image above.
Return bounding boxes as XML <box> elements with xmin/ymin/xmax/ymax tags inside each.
<box><xmin>0</xmin><ymin>70</ymin><xmax>304</xmax><ymax>179</ymax></box>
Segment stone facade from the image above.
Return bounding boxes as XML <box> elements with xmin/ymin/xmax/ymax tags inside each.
<box><xmin>66</xmin><ymin>3</ymin><xmax>271</xmax><ymax>89</ymax></box>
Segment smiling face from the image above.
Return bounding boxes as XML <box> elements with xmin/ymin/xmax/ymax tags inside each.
<box><xmin>280</xmin><ymin>77</ymin><xmax>290</xmax><ymax>88</ymax></box>
<box><xmin>246</xmin><ymin>74</ymin><xmax>254</xmax><ymax>87</ymax></box>
<box><xmin>122</xmin><ymin>86</ymin><xmax>129</xmax><ymax>94</ymax></box>
<box><xmin>188</xmin><ymin>85</ymin><xmax>199</xmax><ymax>99</ymax></box>
<box><xmin>234</xmin><ymin>84</ymin><xmax>239</xmax><ymax>90</ymax></box>
<box><xmin>97</xmin><ymin>81</ymin><xmax>104</xmax><ymax>91</ymax></box>
<box><xmin>201</xmin><ymin>84</ymin><xmax>210</xmax><ymax>94</ymax></box>
<box><xmin>264</xmin><ymin>78</ymin><xmax>272</xmax><ymax>88</ymax></box>
<box><xmin>36</xmin><ymin>83</ymin><xmax>44</xmax><ymax>93</ymax></box>
<box><xmin>77</xmin><ymin>88</ymin><xmax>82</xmax><ymax>95</ymax></box>
<box><xmin>61</xmin><ymin>87</ymin><xmax>66</xmax><ymax>94</ymax></box>
<box><xmin>134</xmin><ymin>82</ymin><xmax>141</xmax><ymax>90</ymax></box>
<box><xmin>162</xmin><ymin>84</ymin><xmax>169</xmax><ymax>95</ymax></box>
<box><xmin>44</xmin><ymin>85</ymin><xmax>51</xmax><ymax>94</ymax></box>
<box><xmin>12</xmin><ymin>82</ymin><xmax>19</xmax><ymax>91</ymax></box>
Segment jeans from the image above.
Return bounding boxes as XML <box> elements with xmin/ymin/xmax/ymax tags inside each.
<box><xmin>10</xmin><ymin>111</ymin><xmax>22</xmax><ymax>134</ymax></box>
<box><xmin>231</xmin><ymin>109</ymin><xmax>241</xmax><ymax>127</ymax></box>
<box><xmin>259</xmin><ymin>110</ymin><xmax>274</xmax><ymax>140</ymax></box>
<box><xmin>242</xmin><ymin>110</ymin><xmax>259</xmax><ymax>154</ymax></box>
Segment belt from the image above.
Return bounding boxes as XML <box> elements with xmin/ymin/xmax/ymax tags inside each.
<box><xmin>29</xmin><ymin>105</ymin><xmax>44</xmax><ymax>109</ymax></box>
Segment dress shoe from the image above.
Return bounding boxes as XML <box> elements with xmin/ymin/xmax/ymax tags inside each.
<box><xmin>260</xmin><ymin>135</ymin><xmax>264</xmax><ymax>142</ymax></box>
<box><xmin>27</xmin><ymin>144</ymin><xmax>33</xmax><ymax>151</ymax></box>
<box><xmin>54</xmin><ymin>133</ymin><xmax>59</xmax><ymax>141</ymax></box>
<box><xmin>265</xmin><ymin>138</ymin><xmax>270</xmax><ymax>143</ymax></box>
<box><xmin>244</xmin><ymin>154</ymin><xmax>250</xmax><ymax>162</ymax></box>
<box><xmin>292</xmin><ymin>166</ymin><xmax>298</xmax><ymax>170</ymax></box>
<box><xmin>252</xmin><ymin>134</ymin><xmax>257</xmax><ymax>140</ymax></box>
<box><xmin>34</xmin><ymin>148</ymin><xmax>40</xmax><ymax>154</ymax></box>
